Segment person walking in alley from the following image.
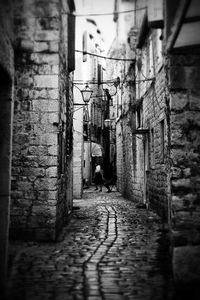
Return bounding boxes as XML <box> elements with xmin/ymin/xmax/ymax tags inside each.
<box><xmin>104</xmin><ymin>173</ymin><xmax>117</xmax><ymax>193</ymax></box>
<box><xmin>94</xmin><ymin>164</ymin><xmax>104</xmax><ymax>192</ymax></box>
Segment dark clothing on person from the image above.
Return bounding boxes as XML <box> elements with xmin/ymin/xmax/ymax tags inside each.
<box><xmin>104</xmin><ymin>174</ymin><xmax>117</xmax><ymax>192</ymax></box>
<box><xmin>94</xmin><ymin>172</ymin><xmax>104</xmax><ymax>185</ymax></box>
<box><xmin>94</xmin><ymin>165</ymin><xmax>104</xmax><ymax>191</ymax></box>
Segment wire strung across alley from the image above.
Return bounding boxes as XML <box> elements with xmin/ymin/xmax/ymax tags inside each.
<box><xmin>75</xmin><ymin>50</ymin><xmax>135</xmax><ymax>62</ymax></box>
<box><xmin>63</xmin><ymin>6</ymin><xmax>146</xmax><ymax>17</ymax></box>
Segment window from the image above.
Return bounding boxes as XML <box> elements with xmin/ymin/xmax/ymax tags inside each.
<box><xmin>136</xmin><ymin>101</ymin><xmax>143</xmax><ymax>128</ymax></box>
<box><xmin>97</xmin><ymin>64</ymin><xmax>102</xmax><ymax>85</ymax></box>
<box><xmin>68</xmin><ymin>14</ymin><xmax>75</xmax><ymax>72</ymax></box>
<box><xmin>151</xmin><ymin>127</ymin><xmax>155</xmax><ymax>167</ymax></box>
<box><xmin>160</xmin><ymin>119</ymin><xmax>165</xmax><ymax>163</ymax></box>
<box><xmin>93</xmin><ymin>57</ymin><xmax>97</xmax><ymax>80</ymax></box>
<box><xmin>82</xmin><ymin>31</ymin><xmax>87</xmax><ymax>62</ymax></box>
<box><xmin>146</xmin><ymin>38</ymin><xmax>154</xmax><ymax>82</ymax></box>
<box><xmin>145</xmin><ymin>41</ymin><xmax>150</xmax><ymax>79</ymax></box>
<box><xmin>155</xmin><ymin>29</ymin><xmax>163</xmax><ymax>71</ymax></box>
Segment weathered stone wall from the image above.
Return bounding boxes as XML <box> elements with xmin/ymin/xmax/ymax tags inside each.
<box><xmin>10</xmin><ymin>0</ymin><xmax>73</xmax><ymax>241</ymax></box>
<box><xmin>132</xmin><ymin>125</ymin><xmax>144</xmax><ymax>203</ymax></box>
<box><xmin>134</xmin><ymin>27</ymin><xmax>170</xmax><ymax>218</ymax></box>
<box><xmin>116</xmin><ymin>121</ymin><xmax>124</xmax><ymax>192</ymax></box>
<box><xmin>108</xmin><ymin>36</ymin><xmax>138</xmax><ymax>200</ymax></box>
<box><xmin>0</xmin><ymin>0</ymin><xmax>14</xmax><ymax>290</ymax></box>
<box><xmin>56</xmin><ymin>1</ymin><xmax>74</xmax><ymax>234</ymax></box>
<box><xmin>73</xmin><ymin>106</ymin><xmax>84</xmax><ymax>198</ymax></box>
<box><xmin>169</xmin><ymin>53</ymin><xmax>200</xmax><ymax>283</ymax></box>
<box><xmin>142</xmin><ymin>68</ymin><xmax>169</xmax><ymax>218</ymax></box>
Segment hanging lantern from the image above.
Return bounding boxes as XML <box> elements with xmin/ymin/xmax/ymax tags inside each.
<box><xmin>81</xmin><ymin>84</ymin><xmax>93</xmax><ymax>104</ymax></box>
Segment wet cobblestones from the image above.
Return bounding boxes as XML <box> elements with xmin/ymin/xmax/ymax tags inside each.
<box><xmin>6</xmin><ymin>189</ymin><xmax>175</xmax><ymax>300</ymax></box>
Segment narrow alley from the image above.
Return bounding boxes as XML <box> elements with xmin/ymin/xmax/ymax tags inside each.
<box><xmin>1</xmin><ymin>0</ymin><xmax>200</xmax><ymax>299</ymax></box>
<box><xmin>7</xmin><ymin>188</ymin><xmax>174</xmax><ymax>300</ymax></box>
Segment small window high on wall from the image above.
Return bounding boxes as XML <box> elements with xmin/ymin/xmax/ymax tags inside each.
<box><xmin>136</xmin><ymin>101</ymin><xmax>143</xmax><ymax>129</ymax></box>
<box><xmin>82</xmin><ymin>31</ymin><xmax>87</xmax><ymax>62</ymax></box>
<box><xmin>151</xmin><ymin>127</ymin><xmax>155</xmax><ymax>167</ymax></box>
<box><xmin>160</xmin><ymin>119</ymin><xmax>165</xmax><ymax>163</ymax></box>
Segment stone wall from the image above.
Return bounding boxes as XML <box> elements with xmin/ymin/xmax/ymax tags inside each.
<box><xmin>116</xmin><ymin>121</ymin><xmax>124</xmax><ymax>192</ymax></box>
<box><xmin>56</xmin><ymin>1</ymin><xmax>74</xmax><ymax>234</ymax></box>
<box><xmin>133</xmin><ymin>27</ymin><xmax>170</xmax><ymax>219</ymax></box>
<box><xmin>10</xmin><ymin>0</ymin><xmax>73</xmax><ymax>241</ymax></box>
<box><xmin>142</xmin><ymin>67</ymin><xmax>169</xmax><ymax>218</ymax></box>
<box><xmin>108</xmin><ymin>37</ymin><xmax>137</xmax><ymax>200</ymax></box>
<box><xmin>73</xmin><ymin>106</ymin><xmax>84</xmax><ymax>198</ymax></box>
<box><xmin>169</xmin><ymin>53</ymin><xmax>200</xmax><ymax>283</ymax></box>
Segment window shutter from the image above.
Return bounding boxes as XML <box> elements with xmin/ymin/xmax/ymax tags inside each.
<box><xmin>82</xmin><ymin>31</ymin><xmax>87</xmax><ymax>62</ymax></box>
<box><xmin>68</xmin><ymin>13</ymin><xmax>75</xmax><ymax>72</ymax></box>
<box><xmin>98</xmin><ymin>64</ymin><xmax>102</xmax><ymax>85</ymax></box>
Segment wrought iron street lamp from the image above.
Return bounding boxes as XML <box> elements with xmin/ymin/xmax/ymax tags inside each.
<box><xmin>104</xmin><ymin>119</ymin><xmax>116</xmax><ymax>130</ymax></box>
<box><xmin>80</xmin><ymin>84</ymin><xmax>93</xmax><ymax>104</ymax></box>
<box><xmin>73</xmin><ymin>83</ymin><xmax>93</xmax><ymax>105</ymax></box>
<box><xmin>104</xmin><ymin>119</ymin><xmax>111</xmax><ymax>128</ymax></box>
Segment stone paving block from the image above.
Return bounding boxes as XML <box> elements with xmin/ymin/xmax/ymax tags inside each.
<box><xmin>7</xmin><ymin>189</ymin><xmax>177</xmax><ymax>300</ymax></box>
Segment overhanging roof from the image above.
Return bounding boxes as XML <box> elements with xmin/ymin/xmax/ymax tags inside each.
<box><xmin>166</xmin><ymin>0</ymin><xmax>200</xmax><ymax>51</ymax></box>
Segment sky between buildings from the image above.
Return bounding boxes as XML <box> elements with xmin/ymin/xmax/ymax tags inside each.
<box><xmin>75</xmin><ymin>0</ymin><xmax>116</xmax><ymax>53</ymax></box>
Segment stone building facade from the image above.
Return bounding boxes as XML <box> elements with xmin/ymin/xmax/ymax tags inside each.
<box><xmin>108</xmin><ymin>0</ymin><xmax>137</xmax><ymax>198</ymax></box>
<box><xmin>10</xmin><ymin>0</ymin><xmax>75</xmax><ymax>241</ymax></box>
<box><xmin>0</xmin><ymin>0</ymin><xmax>75</xmax><ymax>291</ymax></box>
<box><xmin>110</xmin><ymin>0</ymin><xmax>200</xmax><ymax>287</ymax></box>
<box><xmin>136</xmin><ymin>26</ymin><xmax>169</xmax><ymax>218</ymax></box>
<box><xmin>134</xmin><ymin>0</ymin><xmax>200</xmax><ymax>285</ymax></box>
<box><xmin>165</xmin><ymin>0</ymin><xmax>200</xmax><ymax>286</ymax></box>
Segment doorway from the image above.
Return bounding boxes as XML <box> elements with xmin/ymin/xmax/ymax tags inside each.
<box><xmin>143</xmin><ymin>133</ymin><xmax>149</xmax><ymax>205</ymax></box>
<box><xmin>0</xmin><ymin>67</ymin><xmax>13</xmax><ymax>289</ymax></box>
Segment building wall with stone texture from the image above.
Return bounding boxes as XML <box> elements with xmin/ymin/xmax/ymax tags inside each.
<box><xmin>142</xmin><ymin>67</ymin><xmax>169</xmax><ymax>218</ymax></box>
<box><xmin>107</xmin><ymin>34</ymin><xmax>137</xmax><ymax>198</ymax></box>
<box><xmin>134</xmin><ymin>27</ymin><xmax>170</xmax><ymax>219</ymax></box>
<box><xmin>73</xmin><ymin>105</ymin><xmax>84</xmax><ymax>198</ymax></box>
<box><xmin>169</xmin><ymin>53</ymin><xmax>200</xmax><ymax>283</ymax></box>
<box><xmin>0</xmin><ymin>0</ymin><xmax>14</xmax><ymax>290</ymax></box>
<box><xmin>111</xmin><ymin>7</ymin><xmax>170</xmax><ymax>216</ymax></box>
<box><xmin>10</xmin><ymin>0</ymin><xmax>74</xmax><ymax>241</ymax></box>
<box><xmin>116</xmin><ymin>121</ymin><xmax>124</xmax><ymax>192</ymax></box>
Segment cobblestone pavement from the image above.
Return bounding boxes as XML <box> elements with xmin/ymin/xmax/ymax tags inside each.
<box><xmin>6</xmin><ymin>188</ymin><xmax>175</xmax><ymax>300</ymax></box>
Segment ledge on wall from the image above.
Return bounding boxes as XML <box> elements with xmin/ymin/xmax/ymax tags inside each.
<box><xmin>132</xmin><ymin>128</ymin><xmax>149</xmax><ymax>135</ymax></box>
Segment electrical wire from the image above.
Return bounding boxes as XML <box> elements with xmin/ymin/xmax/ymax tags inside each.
<box><xmin>73</xmin><ymin>106</ymin><xmax>85</xmax><ymax>113</ymax></box>
<box><xmin>65</xmin><ymin>7</ymin><xmax>146</xmax><ymax>17</ymax></box>
<box><xmin>73</xmin><ymin>78</ymin><xmax>155</xmax><ymax>86</ymax></box>
<box><xmin>73</xmin><ymin>78</ymin><xmax>118</xmax><ymax>85</ymax></box>
<box><xmin>75</xmin><ymin>50</ymin><xmax>135</xmax><ymax>61</ymax></box>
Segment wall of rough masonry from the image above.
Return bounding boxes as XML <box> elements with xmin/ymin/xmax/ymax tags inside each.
<box><xmin>133</xmin><ymin>28</ymin><xmax>170</xmax><ymax>218</ymax></box>
<box><xmin>56</xmin><ymin>2</ymin><xmax>74</xmax><ymax>234</ymax></box>
<box><xmin>73</xmin><ymin>105</ymin><xmax>84</xmax><ymax>199</ymax></box>
<box><xmin>10</xmin><ymin>0</ymin><xmax>73</xmax><ymax>241</ymax></box>
<box><xmin>108</xmin><ymin>36</ymin><xmax>138</xmax><ymax>201</ymax></box>
<box><xmin>169</xmin><ymin>53</ymin><xmax>200</xmax><ymax>283</ymax></box>
<box><xmin>116</xmin><ymin>121</ymin><xmax>124</xmax><ymax>192</ymax></box>
<box><xmin>142</xmin><ymin>67</ymin><xmax>169</xmax><ymax>219</ymax></box>
<box><xmin>113</xmin><ymin>26</ymin><xmax>170</xmax><ymax>217</ymax></box>
<box><xmin>0</xmin><ymin>0</ymin><xmax>14</xmax><ymax>290</ymax></box>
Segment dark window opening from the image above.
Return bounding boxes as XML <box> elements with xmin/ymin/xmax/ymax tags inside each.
<box><xmin>160</xmin><ymin>119</ymin><xmax>165</xmax><ymax>163</ymax></box>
